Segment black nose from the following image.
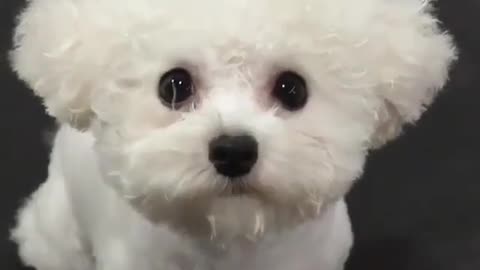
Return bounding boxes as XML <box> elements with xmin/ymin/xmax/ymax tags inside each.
<box><xmin>209</xmin><ymin>135</ymin><xmax>258</xmax><ymax>178</ymax></box>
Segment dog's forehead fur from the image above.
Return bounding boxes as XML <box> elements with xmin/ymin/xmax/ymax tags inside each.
<box><xmin>16</xmin><ymin>0</ymin><xmax>446</xmax><ymax>60</ymax></box>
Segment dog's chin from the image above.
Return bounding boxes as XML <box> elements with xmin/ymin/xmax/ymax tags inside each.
<box><xmin>132</xmin><ymin>180</ymin><xmax>322</xmax><ymax>246</ymax></box>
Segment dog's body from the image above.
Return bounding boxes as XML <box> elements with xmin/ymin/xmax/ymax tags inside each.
<box><xmin>9</xmin><ymin>0</ymin><xmax>455</xmax><ymax>269</ymax></box>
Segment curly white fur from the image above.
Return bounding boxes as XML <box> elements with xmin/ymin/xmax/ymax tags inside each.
<box><xmin>10</xmin><ymin>0</ymin><xmax>455</xmax><ymax>269</ymax></box>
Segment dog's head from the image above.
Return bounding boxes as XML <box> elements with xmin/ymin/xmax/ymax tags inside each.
<box><xmin>12</xmin><ymin>0</ymin><xmax>455</xmax><ymax>240</ymax></box>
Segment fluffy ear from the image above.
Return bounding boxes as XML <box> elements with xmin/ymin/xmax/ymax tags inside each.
<box><xmin>10</xmin><ymin>1</ymin><xmax>108</xmax><ymax>129</ymax></box>
<box><xmin>369</xmin><ymin>1</ymin><xmax>457</xmax><ymax>148</ymax></box>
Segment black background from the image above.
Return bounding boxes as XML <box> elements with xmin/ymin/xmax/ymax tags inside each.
<box><xmin>1</xmin><ymin>0</ymin><xmax>480</xmax><ymax>269</ymax></box>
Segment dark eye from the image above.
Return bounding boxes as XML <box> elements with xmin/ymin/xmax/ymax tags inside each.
<box><xmin>272</xmin><ymin>71</ymin><xmax>308</xmax><ymax>111</ymax></box>
<box><xmin>158</xmin><ymin>68</ymin><xmax>194</xmax><ymax>108</ymax></box>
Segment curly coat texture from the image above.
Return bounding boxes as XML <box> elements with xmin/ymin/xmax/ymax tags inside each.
<box><xmin>10</xmin><ymin>0</ymin><xmax>455</xmax><ymax>269</ymax></box>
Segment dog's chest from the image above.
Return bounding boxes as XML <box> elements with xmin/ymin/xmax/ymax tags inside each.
<box><xmin>148</xmin><ymin>206</ymin><xmax>351</xmax><ymax>270</ymax></box>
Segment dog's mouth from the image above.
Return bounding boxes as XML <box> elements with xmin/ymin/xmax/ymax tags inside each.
<box><xmin>220</xmin><ymin>180</ymin><xmax>257</xmax><ymax>197</ymax></box>
<box><xmin>230</xmin><ymin>184</ymin><xmax>249</xmax><ymax>196</ymax></box>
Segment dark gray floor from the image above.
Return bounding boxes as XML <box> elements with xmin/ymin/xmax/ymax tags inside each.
<box><xmin>1</xmin><ymin>0</ymin><xmax>480</xmax><ymax>269</ymax></box>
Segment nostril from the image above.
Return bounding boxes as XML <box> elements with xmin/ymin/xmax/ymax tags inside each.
<box><xmin>210</xmin><ymin>143</ymin><xmax>230</xmax><ymax>163</ymax></box>
<box><xmin>208</xmin><ymin>134</ymin><xmax>258</xmax><ymax>178</ymax></box>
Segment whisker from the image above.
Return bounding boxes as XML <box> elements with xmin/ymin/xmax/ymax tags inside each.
<box><xmin>172</xmin><ymin>166</ymin><xmax>211</xmax><ymax>199</ymax></box>
<box><xmin>294</xmin><ymin>129</ymin><xmax>325</xmax><ymax>146</ymax></box>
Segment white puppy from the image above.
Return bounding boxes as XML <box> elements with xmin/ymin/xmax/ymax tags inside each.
<box><xmin>10</xmin><ymin>0</ymin><xmax>455</xmax><ymax>269</ymax></box>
